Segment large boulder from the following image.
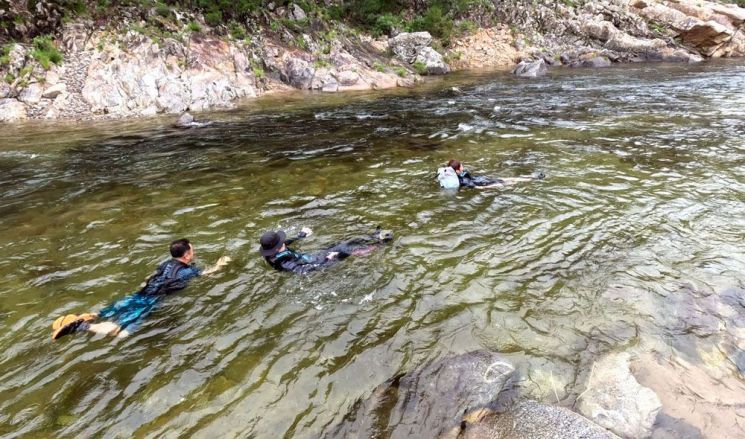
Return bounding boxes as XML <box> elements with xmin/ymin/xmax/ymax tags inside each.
<box><xmin>18</xmin><ymin>83</ymin><xmax>44</xmax><ymax>105</ymax></box>
<box><xmin>0</xmin><ymin>98</ymin><xmax>28</xmax><ymax>121</ymax></box>
<box><xmin>680</xmin><ymin>20</ymin><xmax>734</xmax><ymax>55</ymax></box>
<box><xmin>390</xmin><ymin>32</ymin><xmax>433</xmax><ymax>64</ymax></box>
<box><xmin>414</xmin><ymin>46</ymin><xmax>449</xmax><ymax>75</ymax></box>
<box><xmin>330</xmin><ymin>350</ymin><xmax>517</xmax><ymax>438</ymax></box>
<box><xmin>512</xmin><ymin>59</ymin><xmax>547</xmax><ymax>77</ymax></box>
<box><xmin>442</xmin><ymin>401</ymin><xmax>620</xmax><ymax>439</ymax></box>
<box><xmin>280</xmin><ymin>56</ymin><xmax>314</xmax><ymax>89</ymax></box>
<box><xmin>577</xmin><ymin>352</ymin><xmax>662</xmax><ymax>439</ymax></box>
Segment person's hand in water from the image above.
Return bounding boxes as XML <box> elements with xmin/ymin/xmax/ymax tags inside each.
<box><xmin>326</xmin><ymin>252</ymin><xmax>339</xmax><ymax>260</ymax></box>
<box><xmin>203</xmin><ymin>256</ymin><xmax>231</xmax><ymax>276</ymax></box>
<box><xmin>301</xmin><ymin>227</ymin><xmax>313</xmax><ymax>237</ymax></box>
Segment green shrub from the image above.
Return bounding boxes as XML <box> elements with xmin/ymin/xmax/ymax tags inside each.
<box><xmin>155</xmin><ymin>3</ymin><xmax>172</xmax><ymax>18</ymax></box>
<box><xmin>413</xmin><ymin>61</ymin><xmax>427</xmax><ymax>75</ymax></box>
<box><xmin>252</xmin><ymin>65</ymin><xmax>264</xmax><ymax>78</ymax></box>
<box><xmin>373</xmin><ymin>13</ymin><xmax>404</xmax><ymax>36</ymax></box>
<box><xmin>373</xmin><ymin>61</ymin><xmax>386</xmax><ymax>72</ymax></box>
<box><xmin>0</xmin><ymin>45</ymin><xmax>11</xmax><ymax>66</ymax></box>
<box><xmin>229</xmin><ymin>21</ymin><xmax>246</xmax><ymax>39</ymax></box>
<box><xmin>393</xmin><ymin>66</ymin><xmax>407</xmax><ymax>77</ymax></box>
<box><xmin>31</xmin><ymin>35</ymin><xmax>63</xmax><ymax>70</ymax></box>
<box><xmin>294</xmin><ymin>35</ymin><xmax>308</xmax><ymax>49</ymax></box>
<box><xmin>204</xmin><ymin>10</ymin><xmax>222</xmax><ymax>27</ymax></box>
<box><xmin>314</xmin><ymin>59</ymin><xmax>330</xmax><ymax>68</ymax></box>
<box><xmin>187</xmin><ymin>21</ymin><xmax>201</xmax><ymax>32</ymax></box>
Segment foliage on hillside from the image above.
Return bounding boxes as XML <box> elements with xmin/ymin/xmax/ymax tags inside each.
<box><xmin>0</xmin><ymin>0</ymin><xmax>514</xmax><ymax>46</ymax></box>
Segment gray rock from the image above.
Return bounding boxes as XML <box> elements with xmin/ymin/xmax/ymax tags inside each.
<box><xmin>280</xmin><ymin>57</ymin><xmax>314</xmax><ymax>89</ymax></box>
<box><xmin>390</xmin><ymin>31</ymin><xmax>433</xmax><ymax>64</ymax></box>
<box><xmin>330</xmin><ymin>350</ymin><xmax>516</xmax><ymax>438</ymax></box>
<box><xmin>512</xmin><ymin>59</ymin><xmax>548</xmax><ymax>78</ymax></box>
<box><xmin>577</xmin><ymin>352</ymin><xmax>661</xmax><ymax>438</ymax></box>
<box><xmin>175</xmin><ymin>112</ymin><xmax>194</xmax><ymax>127</ymax></box>
<box><xmin>0</xmin><ymin>98</ymin><xmax>28</xmax><ymax>121</ymax></box>
<box><xmin>444</xmin><ymin>401</ymin><xmax>620</xmax><ymax>439</ymax></box>
<box><xmin>414</xmin><ymin>46</ymin><xmax>449</xmax><ymax>75</ymax></box>
<box><xmin>18</xmin><ymin>83</ymin><xmax>44</xmax><ymax>104</ymax></box>
<box><xmin>288</xmin><ymin>3</ymin><xmax>306</xmax><ymax>21</ymax></box>
<box><xmin>321</xmin><ymin>81</ymin><xmax>339</xmax><ymax>92</ymax></box>
<box><xmin>336</xmin><ymin>70</ymin><xmax>360</xmax><ymax>86</ymax></box>
<box><xmin>157</xmin><ymin>79</ymin><xmax>190</xmax><ymax>113</ymax></box>
<box><xmin>42</xmin><ymin>83</ymin><xmax>66</xmax><ymax>99</ymax></box>
<box><xmin>0</xmin><ymin>82</ymin><xmax>9</xmax><ymax>99</ymax></box>
<box><xmin>583</xmin><ymin>56</ymin><xmax>612</xmax><ymax>68</ymax></box>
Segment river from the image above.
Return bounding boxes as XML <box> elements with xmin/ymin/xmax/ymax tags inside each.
<box><xmin>1</xmin><ymin>60</ymin><xmax>745</xmax><ymax>438</ymax></box>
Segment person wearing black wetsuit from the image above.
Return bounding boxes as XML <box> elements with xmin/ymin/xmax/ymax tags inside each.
<box><xmin>447</xmin><ymin>159</ymin><xmax>504</xmax><ymax>188</ymax></box>
<box><xmin>259</xmin><ymin>227</ymin><xmax>393</xmax><ymax>275</ymax></box>
<box><xmin>51</xmin><ymin>239</ymin><xmax>230</xmax><ymax>340</ymax></box>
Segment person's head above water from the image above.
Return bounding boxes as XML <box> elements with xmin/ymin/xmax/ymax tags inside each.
<box><xmin>170</xmin><ymin>238</ymin><xmax>194</xmax><ymax>263</ymax></box>
<box><xmin>259</xmin><ymin>230</ymin><xmax>287</xmax><ymax>257</ymax></box>
<box><xmin>447</xmin><ymin>159</ymin><xmax>464</xmax><ymax>175</ymax></box>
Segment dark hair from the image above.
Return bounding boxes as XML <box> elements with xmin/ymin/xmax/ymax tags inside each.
<box><xmin>447</xmin><ymin>159</ymin><xmax>462</xmax><ymax>170</ymax></box>
<box><xmin>170</xmin><ymin>238</ymin><xmax>191</xmax><ymax>258</ymax></box>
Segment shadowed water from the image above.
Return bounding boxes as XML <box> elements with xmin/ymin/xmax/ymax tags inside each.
<box><xmin>1</xmin><ymin>60</ymin><xmax>745</xmax><ymax>438</ymax></box>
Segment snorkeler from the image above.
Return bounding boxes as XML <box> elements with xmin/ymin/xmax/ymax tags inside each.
<box><xmin>437</xmin><ymin>159</ymin><xmax>544</xmax><ymax>189</ymax></box>
<box><xmin>260</xmin><ymin>227</ymin><xmax>393</xmax><ymax>275</ymax></box>
<box><xmin>51</xmin><ymin>239</ymin><xmax>230</xmax><ymax>340</ymax></box>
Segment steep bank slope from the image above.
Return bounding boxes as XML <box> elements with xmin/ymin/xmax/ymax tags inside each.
<box><xmin>0</xmin><ymin>0</ymin><xmax>744</xmax><ymax>122</ymax></box>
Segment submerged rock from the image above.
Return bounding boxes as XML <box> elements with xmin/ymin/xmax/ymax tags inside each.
<box><xmin>175</xmin><ymin>112</ymin><xmax>211</xmax><ymax>128</ymax></box>
<box><xmin>442</xmin><ymin>401</ymin><xmax>620</xmax><ymax>439</ymax></box>
<box><xmin>329</xmin><ymin>350</ymin><xmax>517</xmax><ymax>438</ymax></box>
<box><xmin>577</xmin><ymin>352</ymin><xmax>661</xmax><ymax>439</ymax></box>
<box><xmin>583</xmin><ymin>56</ymin><xmax>612</xmax><ymax>68</ymax></box>
<box><xmin>512</xmin><ymin>59</ymin><xmax>548</xmax><ymax>77</ymax></box>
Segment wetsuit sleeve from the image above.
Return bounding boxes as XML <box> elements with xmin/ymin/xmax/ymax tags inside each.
<box><xmin>459</xmin><ymin>171</ymin><xmax>477</xmax><ymax>188</ymax></box>
<box><xmin>279</xmin><ymin>257</ymin><xmax>321</xmax><ymax>274</ymax></box>
<box><xmin>179</xmin><ymin>264</ymin><xmax>202</xmax><ymax>280</ymax></box>
<box><xmin>284</xmin><ymin>231</ymin><xmax>307</xmax><ymax>246</ymax></box>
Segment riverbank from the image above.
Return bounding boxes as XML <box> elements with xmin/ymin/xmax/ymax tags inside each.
<box><xmin>0</xmin><ymin>0</ymin><xmax>744</xmax><ymax>122</ymax></box>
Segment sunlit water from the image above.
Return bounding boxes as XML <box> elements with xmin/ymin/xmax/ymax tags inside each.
<box><xmin>1</xmin><ymin>61</ymin><xmax>745</xmax><ymax>438</ymax></box>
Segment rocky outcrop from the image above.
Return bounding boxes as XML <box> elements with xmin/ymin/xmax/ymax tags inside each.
<box><xmin>446</xmin><ymin>26</ymin><xmax>520</xmax><ymax>70</ymax></box>
<box><xmin>390</xmin><ymin>31</ymin><xmax>449</xmax><ymax>75</ymax></box>
<box><xmin>577</xmin><ymin>352</ymin><xmax>662</xmax><ymax>439</ymax></box>
<box><xmin>634</xmin><ymin>0</ymin><xmax>745</xmax><ymax>56</ymax></box>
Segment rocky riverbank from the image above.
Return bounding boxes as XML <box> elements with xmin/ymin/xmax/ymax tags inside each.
<box><xmin>1</xmin><ymin>0</ymin><xmax>744</xmax><ymax>122</ymax></box>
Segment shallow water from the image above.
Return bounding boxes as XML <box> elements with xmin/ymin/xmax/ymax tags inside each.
<box><xmin>1</xmin><ymin>60</ymin><xmax>745</xmax><ymax>438</ymax></box>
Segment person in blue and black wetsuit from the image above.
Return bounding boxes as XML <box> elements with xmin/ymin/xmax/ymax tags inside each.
<box><xmin>51</xmin><ymin>239</ymin><xmax>230</xmax><ymax>340</ymax></box>
<box><xmin>259</xmin><ymin>227</ymin><xmax>393</xmax><ymax>275</ymax></box>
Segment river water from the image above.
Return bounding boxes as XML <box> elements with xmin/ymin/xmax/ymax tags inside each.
<box><xmin>1</xmin><ymin>61</ymin><xmax>745</xmax><ymax>438</ymax></box>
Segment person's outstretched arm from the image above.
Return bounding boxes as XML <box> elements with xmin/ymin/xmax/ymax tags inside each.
<box><xmin>201</xmin><ymin>256</ymin><xmax>231</xmax><ymax>276</ymax></box>
<box><xmin>285</xmin><ymin>227</ymin><xmax>313</xmax><ymax>246</ymax></box>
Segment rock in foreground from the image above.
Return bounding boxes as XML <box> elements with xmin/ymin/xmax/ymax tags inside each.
<box><xmin>442</xmin><ymin>401</ymin><xmax>620</xmax><ymax>439</ymax></box>
<box><xmin>329</xmin><ymin>350</ymin><xmax>516</xmax><ymax>438</ymax></box>
<box><xmin>577</xmin><ymin>352</ymin><xmax>662</xmax><ymax>439</ymax></box>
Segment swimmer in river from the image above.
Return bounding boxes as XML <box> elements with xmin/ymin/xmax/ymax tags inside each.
<box><xmin>437</xmin><ymin>159</ymin><xmax>544</xmax><ymax>190</ymax></box>
<box><xmin>260</xmin><ymin>226</ymin><xmax>393</xmax><ymax>275</ymax></box>
<box><xmin>51</xmin><ymin>239</ymin><xmax>230</xmax><ymax>340</ymax></box>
